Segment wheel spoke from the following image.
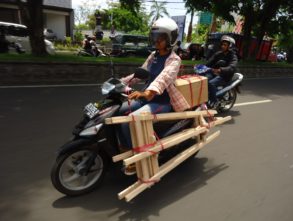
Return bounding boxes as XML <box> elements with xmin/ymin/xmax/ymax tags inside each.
<box><xmin>78</xmin><ymin>155</ymin><xmax>90</xmax><ymax>166</ymax></box>
<box><xmin>81</xmin><ymin>175</ymin><xmax>89</xmax><ymax>186</ymax></box>
<box><xmin>64</xmin><ymin>173</ymin><xmax>80</xmax><ymax>183</ymax></box>
<box><xmin>66</xmin><ymin>160</ymin><xmax>76</xmax><ymax>168</ymax></box>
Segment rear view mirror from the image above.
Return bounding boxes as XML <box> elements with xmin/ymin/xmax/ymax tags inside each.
<box><xmin>134</xmin><ymin>67</ymin><xmax>150</xmax><ymax>80</ymax></box>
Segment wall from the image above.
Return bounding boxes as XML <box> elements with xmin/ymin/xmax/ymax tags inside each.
<box><xmin>45</xmin><ymin>13</ymin><xmax>66</xmax><ymax>40</ymax></box>
<box><xmin>0</xmin><ymin>62</ymin><xmax>292</xmax><ymax>86</ymax></box>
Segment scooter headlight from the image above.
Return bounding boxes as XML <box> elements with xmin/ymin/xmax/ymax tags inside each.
<box><xmin>101</xmin><ymin>82</ymin><xmax>115</xmax><ymax>95</ymax></box>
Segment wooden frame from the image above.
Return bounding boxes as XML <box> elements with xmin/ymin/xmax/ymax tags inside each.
<box><xmin>106</xmin><ymin>109</ymin><xmax>231</xmax><ymax>201</ymax></box>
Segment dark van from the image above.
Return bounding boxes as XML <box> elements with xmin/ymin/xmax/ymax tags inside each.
<box><xmin>111</xmin><ymin>34</ymin><xmax>154</xmax><ymax>57</ymax></box>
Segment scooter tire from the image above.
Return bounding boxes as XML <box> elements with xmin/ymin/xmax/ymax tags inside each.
<box><xmin>51</xmin><ymin>144</ymin><xmax>109</xmax><ymax>196</ymax></box>
<box><xmin>218</xmin><ymin>88</ymin><xmax>237</xmax><ymax>113</ymax></box>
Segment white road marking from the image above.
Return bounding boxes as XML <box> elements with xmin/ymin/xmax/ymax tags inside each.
<box><xmin>234</xmin><ymin>99</ymin><xmax>272</xmax><ymax>107</ymax></box>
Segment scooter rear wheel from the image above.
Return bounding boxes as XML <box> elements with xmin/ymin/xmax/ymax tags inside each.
<box><xmin>218</xmin><ymin>88</ymin><xmax>237</xmax><ymax>112</ymax></box>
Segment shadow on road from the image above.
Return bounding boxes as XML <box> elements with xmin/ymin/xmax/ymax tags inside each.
<box><xmin>52</xmin><ymin>157</ymin><xmax>228</xmax><ymax>220</ymax></box>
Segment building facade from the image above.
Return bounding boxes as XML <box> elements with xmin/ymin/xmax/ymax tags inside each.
<box><xmin>0</xmin><ymin>0</ymin><xmax>74</xmax><ymax>40</ymax></box>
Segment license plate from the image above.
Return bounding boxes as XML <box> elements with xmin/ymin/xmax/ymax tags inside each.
<box><xmin>84</xmin><ymin>103</ymin><xmax>99</xmax><ymax>119</ymax></box>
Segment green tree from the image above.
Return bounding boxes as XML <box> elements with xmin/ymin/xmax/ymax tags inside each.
<box><xmin>274</xmin><ymin>15</ymin><xmax>293</xmax><ymax>63</ymax></box>
<box><xmin>87</xmin><ymin>6</ymin><xmax>149</xmax><ymax>34</ymax></box>
<box><xmin>192</xmin><ymin>24</ymin><xmax>210</xmax><ymax>44</ymax></box>
<box><xmin>17</xmin><ymin>0</ymin><xmax>47</xmax><ymax>56</ymax></box>
<box><xmin>119</xmin><ymin>0</ymin><xmax>141</xmax><ymax>14</ymax></box>
<box><xmin>185</xmin><ymin>1</ymin><xmax>195</xmax><ymax>43</ymax></box>
<box><xmin>184</xmin><ymin>0</ymin><xmax>292</xmax><ymax>60</ymax></box>
<box><xmin>149</xmin><ymin>1</ymin><xmax>169</xmax><ymax>24</ymax></box>
<box><xmin>74</xmin><ymin>0</ymin><xmax>98</xmax><ymax>26</ymax></box>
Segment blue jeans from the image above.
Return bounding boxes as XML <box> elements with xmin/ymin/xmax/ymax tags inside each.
<box><xmin>117</xmin><ymin>100</ymin><xmax>172</xmax><ymax>149</ymax></box>
<box><xmin>199</xmin><ymin>71</ymin><xmax>227</xmax><ymax>103</ymax></box>
<box><xmin>208</xmin><ymin>76</ymin><xmax>227</xmax><ymax>102</ymax></box>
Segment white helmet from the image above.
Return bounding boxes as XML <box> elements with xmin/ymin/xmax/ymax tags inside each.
<box><xmin>221</xmin><ymin>35</ymin><xmax>235</xmax><ymax>46</ymax></box>
<box><xmin>149</xmin><ymin>18</ymin><xmax>179</xmax><ymax>47</ymax></box>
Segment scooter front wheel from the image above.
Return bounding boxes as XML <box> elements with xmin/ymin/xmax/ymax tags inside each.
<box><xmin>51</xmin><ymin>145</ymin><xmax>108</xmax><ymax>196</ymax></box>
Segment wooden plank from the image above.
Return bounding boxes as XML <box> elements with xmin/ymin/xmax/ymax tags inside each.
<box><xmin>124</xmin><ymin>131</ymin><xmax>221</xmax><ymax>201</ymax></box>
<box><xmin>198</xmin><ymin>115</ymin><xmax>208</xmax><ymax>142</ymax></box>
<box><xmin>133</xmin><ymin>120</ymin><xmax>150</xmax><ymax>181</ymax></box>
<box><xmin>124</xmin><ymin>127</ymin><xmax>207</xmax><ymax>166</ymax></box>
<box><xmin>213</xmin><ymin>116</ymin><xmax>232</xmax><ymax>126</ymax></box>
<box><xmin>112</xmin><ymin>150</ymin><xmax>133</xmax><ymax>162</ymax></box>
<box><xmin>105</xmin><ymin>110</ymin><xmax>217</xmax><ymax>125</ymax></box>
<box><xmin>129</xmin><ymin>122</ymin><xmax>143</xmax><ymax>178</ymax></box>
<box><xmin>193</xmin><ymin>116</ymin><xmax>202</xmax><ymax>143</ymax></box>
<box><xmin>143</xmin><ymin>113</ymin><xmax>159</xmax><ymax>175</ymax></box>
<box><xmin>118</xmin><ymin>181</ymin><xmax>141</xmax><ymax>200</ymax></box>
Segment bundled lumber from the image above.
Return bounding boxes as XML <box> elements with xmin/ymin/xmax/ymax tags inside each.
<box><xmin>105</xmin><ymin>109</ymin><xmax>231</xmax><ymax>202</ymax></box>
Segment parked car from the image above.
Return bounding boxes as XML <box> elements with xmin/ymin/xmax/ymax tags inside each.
<box><xmin>110</xmin><ymin>34</ymin><xmax>154</xmax><ymax>57</ymax></box>
<box><xmin>0</xmin><ymin>21</ymin><xmax>55</xmax><ymax>55</ymax></box>
<box><xmin>44</xmin><ymin>28</ymin><xmax>57</xmax><ymax>41</ymax></box>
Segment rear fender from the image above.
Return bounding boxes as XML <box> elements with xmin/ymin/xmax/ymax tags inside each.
<box><xmin>235</xmin><ymin>84</ymin><xmax>241</xmax><ymax>94</ymax></box>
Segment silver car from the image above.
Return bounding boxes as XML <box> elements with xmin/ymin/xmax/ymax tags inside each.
<box><xmin>0</xmin><ymin>21</ymin><xmax>55</xmax><ymax>55</ymax></box>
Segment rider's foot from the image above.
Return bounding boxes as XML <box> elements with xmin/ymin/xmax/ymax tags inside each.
<box><xmin>124</xmin><ymin>164</ymin><xmax>137</xmax><ymax>176</ymax></box>
<box><xmin>207</xmin><ymin>100</ymin><xmax>220</xmax><ymax>109</ymax></box>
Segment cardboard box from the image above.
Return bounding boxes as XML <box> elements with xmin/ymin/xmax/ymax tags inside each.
<box><xmin>175</xmin><ymin>76</ymin><xmax>208</xmax><ymax>107</ymax></box>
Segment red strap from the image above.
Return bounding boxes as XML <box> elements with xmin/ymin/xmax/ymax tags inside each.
<box><xmin>178</xmin><ymin>74</ymin><xmax>204</xmax><ymax>106</ymax></box>
<box><xmin>178</xmin><ymin>75</ymin><xmax>194</xmax><ymax>107</ymax></box>
<box><xmin>201</xmin><ymin>103</ymin><xmax>214</xmax><ymax>128</ymax></box>
<box><xmin>195</xmin><ymin>75</ymin><xmax>203</xmax><ymax>106</ymax></box>
<box><xmin>132</xmin><ymin>142</ymin><xmax>157</xmax><ymax>154</ymax></box>
<box><xmin>153</xmin><ymin>131</ymin><xmax>164</xmax><ymax>152</ymax></box>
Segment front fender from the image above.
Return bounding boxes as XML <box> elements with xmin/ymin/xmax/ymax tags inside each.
<box><xmin>56</xmin><ymin>138</ymin><xmax>98</xmax><ymax>157</ymax></box>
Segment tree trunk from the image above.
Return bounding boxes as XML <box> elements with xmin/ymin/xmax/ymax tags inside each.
<box><xmin>186</xmin><ymin>10</ymin><xmax>194</xmax><ymax>43</ymax></box>
<box><xmin>287</xmin><ymin>47</ymin><xmax>293</xmax><ymax>63</ymax></box>
<box><xmin>210</xmin><ymin>15</ymin><xmax>217</xmax><ymax>33</ymax></box>
<box><xmin>241</xmin><ymin>4</ymin><xmax>255</xmax><ymax>60</ymax></box>
<box><xmin>18</xmin><ymin>0</ymin><xmax>47</xmax><ymax>56</ymax></box>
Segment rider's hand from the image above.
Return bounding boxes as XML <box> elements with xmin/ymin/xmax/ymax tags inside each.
<box><xmin>212</xmin><ymin>68</ymin><xmax>221</xmax><ymax>75</ymax></box>
<box><xmin>128</xmin><ymin>90</ymin><xmax>156</xmax><ymax>101</ymax></box>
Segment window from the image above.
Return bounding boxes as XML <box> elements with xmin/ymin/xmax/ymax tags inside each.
<box><xmin>7</xmin><ymin>26</ymin><xmax>28</xmax><ymax>37</ymax></box>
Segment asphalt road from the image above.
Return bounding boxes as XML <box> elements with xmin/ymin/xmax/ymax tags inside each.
<box><xmin>1</xmin><ymin>78</ymin><xmax>293</xmax><ymax>221</ymax></box>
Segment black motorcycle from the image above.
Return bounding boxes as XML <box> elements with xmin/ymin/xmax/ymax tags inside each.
<box><xmin>51</xmin><ymin>68</ymin><xmax>200</xmax><ymax>196</ymax></box>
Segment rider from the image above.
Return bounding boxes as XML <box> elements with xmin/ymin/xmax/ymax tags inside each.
<box><xmin>204</xmin><ymin>35</ymin><xmax>238</xmax><ymax>107</ymax></box>
<box><xmin>82</xmin><ymin>35</ymin><xmax>92</xmax><ymax>54</ymax></box>
<box><xmin>117</xmin><ymin>18</ymin><xmax>190</xmax><ymax>174</ymax></box>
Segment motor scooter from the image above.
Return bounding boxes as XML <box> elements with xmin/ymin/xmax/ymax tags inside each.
<box><xmin>194</xmin><ymin>64</ymin><xmax>243</xmax><ymax>112</ymax></box>
<box><xmin>51</xmin><ymin>68</ymin><xmax>200</xmax><ymax>196</ymax></box>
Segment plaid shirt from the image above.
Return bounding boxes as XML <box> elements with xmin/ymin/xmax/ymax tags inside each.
<box><xmin>121</xmin><ymin>51</ymin><xmax>190</xmax><ymax>112</ymax></box>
